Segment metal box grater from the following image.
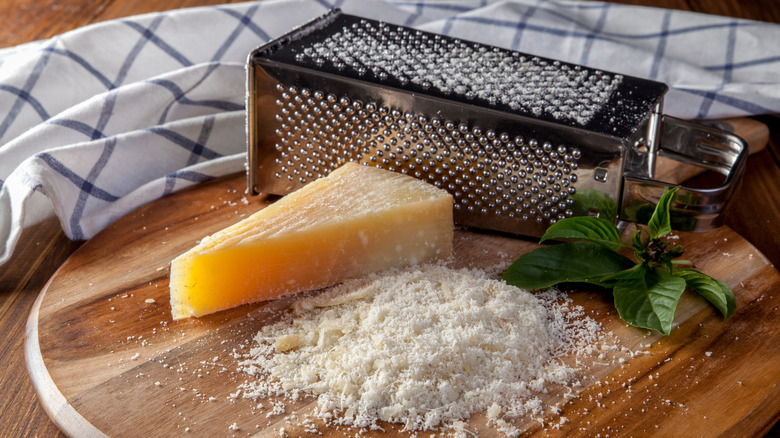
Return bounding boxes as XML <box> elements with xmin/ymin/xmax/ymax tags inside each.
<box><xmin>246</xmin><ymin>9</ymin><xmax>747</xmax><ymax>238</ymax></box>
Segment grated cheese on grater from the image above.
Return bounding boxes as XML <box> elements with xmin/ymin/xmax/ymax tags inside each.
<box><xmin>238</xmin><ymin>264</ymin><xmax>607</xmax><ymax>435</ymax></box>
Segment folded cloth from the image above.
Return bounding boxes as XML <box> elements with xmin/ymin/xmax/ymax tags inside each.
<box><xmin>2</xmin><ymin>0</ymin><xmax>779</xmax><ymax>265</ymax></box>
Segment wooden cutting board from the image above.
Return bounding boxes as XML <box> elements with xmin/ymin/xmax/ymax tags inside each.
<box><xmin>25</xmin><ymin>171</ymin><xmax>780</xmax><ymax>437</ymax></box>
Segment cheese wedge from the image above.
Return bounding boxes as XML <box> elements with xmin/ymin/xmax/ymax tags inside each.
<box><xmin>169</xmin><ymin>162</ymin><xmax>453</xmax><ymax>320</ymax></box>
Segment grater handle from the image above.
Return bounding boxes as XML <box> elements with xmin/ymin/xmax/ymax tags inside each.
<box><xmin>620</xmin><ymin>115</ymin><xmax>748</xmax><ymax>231</ymax></box>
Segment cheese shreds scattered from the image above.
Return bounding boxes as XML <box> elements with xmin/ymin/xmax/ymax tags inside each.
<box><xmin>169</xmin><ymin>162</ymin><xmax>453</xmax><ymax>320</ymax></box>
<box><xmin>238</xmin><ymin>264</ymin><xmax>606</xmax><ymax>435</ymax></box>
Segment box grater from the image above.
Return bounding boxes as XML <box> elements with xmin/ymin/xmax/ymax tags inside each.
<box><xmin>246</xmin><ymin>9</ymin><xmax>747</xmax><ymax>238</ymax></box>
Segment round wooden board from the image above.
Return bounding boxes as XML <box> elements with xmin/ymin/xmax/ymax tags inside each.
<box><xmin>25</xmin><ymin>172</ymin><xmax>780</xmax><ymax>437</ymax></box>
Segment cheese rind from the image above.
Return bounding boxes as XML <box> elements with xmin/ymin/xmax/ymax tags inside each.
<box><xmin>169</xmin><ymin>163</ymin><xmax>453</xmax><ymax>320</ymax></box>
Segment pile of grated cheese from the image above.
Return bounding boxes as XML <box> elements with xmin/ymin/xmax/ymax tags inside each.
<box><xmin>238</xmin><ymin>264</ymin><xmax>607</xmax><ymax>435</ymax></box>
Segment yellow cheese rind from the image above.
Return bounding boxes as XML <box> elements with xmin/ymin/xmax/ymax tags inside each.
<box><xmin>169</xmin><ymin>163</ymin><xmax>453</xmax><ymax>320</ymax></box>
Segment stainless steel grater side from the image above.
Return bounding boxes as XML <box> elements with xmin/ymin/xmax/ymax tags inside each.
<box><xmin>245</xmin><ymin>9</ymin><xmax>747</xmax><ymax>238</ymax></box>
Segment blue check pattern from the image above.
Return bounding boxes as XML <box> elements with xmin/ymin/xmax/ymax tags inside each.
<box><xmin>2</xmin><ymin>0</ymin><xmax>779</xmax><ymax>264</ymax></box>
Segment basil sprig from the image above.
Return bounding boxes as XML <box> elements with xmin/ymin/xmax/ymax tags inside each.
<box><xmin>502</xmin><ymin>187</ymin><xmax>736</xmax><ymax>335</ymax></box>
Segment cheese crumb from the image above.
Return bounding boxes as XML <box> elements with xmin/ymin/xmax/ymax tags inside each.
<box><xmin>274</xmin><ymin>334</ymin><xmax>301</xmax><ymax>352</ymax></box>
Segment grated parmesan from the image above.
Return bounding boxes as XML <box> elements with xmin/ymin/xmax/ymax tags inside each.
<box><xmin>238</xmin><ymin>264</ymin><xmax>608</xmax><ymax>435</ymax></box>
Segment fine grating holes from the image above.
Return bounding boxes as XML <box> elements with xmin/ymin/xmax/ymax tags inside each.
<box><xmin>294</xmin><ymin>19</ymin><xmax>622</xmax><ymax>126</ymax></box>
<box><xmin>273</xmin><ymin>84</ymin><xmax>580</xmax><ymax>225</ymax></box>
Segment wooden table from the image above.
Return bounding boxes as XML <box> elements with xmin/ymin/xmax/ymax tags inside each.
<box><xmin>1</xmin><ymin>1</ymin><xmax>778</xmax><ymax>437</ymax></box>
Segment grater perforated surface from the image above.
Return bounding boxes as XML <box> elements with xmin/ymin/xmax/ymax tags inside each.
<box><xmin>272</xmin><ymin>84</ymin><xmax>581</xmax><ymax>224</ymax></box>
<box><xmin>249</xmin><ymin>10</ymin><xmax>672</xmax><ymax>236</ymax></box>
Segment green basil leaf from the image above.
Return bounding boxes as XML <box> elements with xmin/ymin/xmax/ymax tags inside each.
<box><xmin>659</xmin><ymin>244</ymin><xmax>685</xmax><ymax>273</ymax></box>
<box><xmin>539</xmin><ymin>216</ymin><xmax>625</xmax><ymax>251</ymax></box>
<box><xmin>716</xmin><ymin>279</ymin><xmax>737</xmax><ymax>319</ymax></box>
<box><xmin>675</xmin><ymin>269</ymin><xmax>736</xmax><ymax>319</ymax></box>
<box><xmin>631</xmin><ymin>230</ymin><xmax>644</xmax><ymax>251</ymax></box>
<box><xmin>613</xmin><ymin>267</ymin><xmax>687</xmax><ymax>335</ymax></box>
<box><xmin>502</xmin><ymin>241</ymin><xmax>634</xmax><ymax>289</ymax></box>
<box><xmin>647</xmin><ymin>187</ymin><xmax>679</xmax><ymax>239</ymax></box>
<box><xmin>600</xmin><ymin>262</ymin><xmax>645</xmax><ymax>282</ymax></box>
<box><xmin>661</xmin><ymin>245</ymin><xmax>685</xmax><ymax>261</ymax></box>
<box><xmin>502</xmin><ymin>183</ymin><xmax>731</xmax><ymax>337</ymax></box>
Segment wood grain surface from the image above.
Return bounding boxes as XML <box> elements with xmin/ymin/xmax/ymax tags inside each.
<box><xmin>24</xmin><ymin>171</ymin><xmax>780</xmax><ymax>437</ymax></box>
<box><xmin>2</xmin><ymin>1</ymin><xmax>780</xmax><ymax>437</ymax></box>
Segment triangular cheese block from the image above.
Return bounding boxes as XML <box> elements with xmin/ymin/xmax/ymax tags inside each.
<box><xmin>169</xmin><ymin>162</ymin><xmax>453</xmax><ymax>320</ymax></box>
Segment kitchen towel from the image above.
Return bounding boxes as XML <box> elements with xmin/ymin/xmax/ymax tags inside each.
<box><xmin>2</xmin><ymin>0</ymin><xmax>780</xmax><ymax>265</ymax></box>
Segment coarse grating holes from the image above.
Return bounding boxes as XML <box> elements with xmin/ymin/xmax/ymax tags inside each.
<box><xmin>272</xmin><ymin>84</ymin><xmax>580</xmax><ymax>225</ymax></box>
<box><xmin>294</xmin><ymin>19</ymin><xmax>622</xmax><ymax>126</ymax></box>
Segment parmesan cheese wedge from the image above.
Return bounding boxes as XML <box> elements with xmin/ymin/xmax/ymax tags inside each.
<box><xmin>169</xmin><ymin>162</ymin><xmax>453</xmax><ymax>320</ymax></box>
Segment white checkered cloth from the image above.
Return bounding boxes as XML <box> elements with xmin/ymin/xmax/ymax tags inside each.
<box><xmin>2</xmin><ymin>0</ymin><xmax>779</xmax><ymax>265</ymax></box>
